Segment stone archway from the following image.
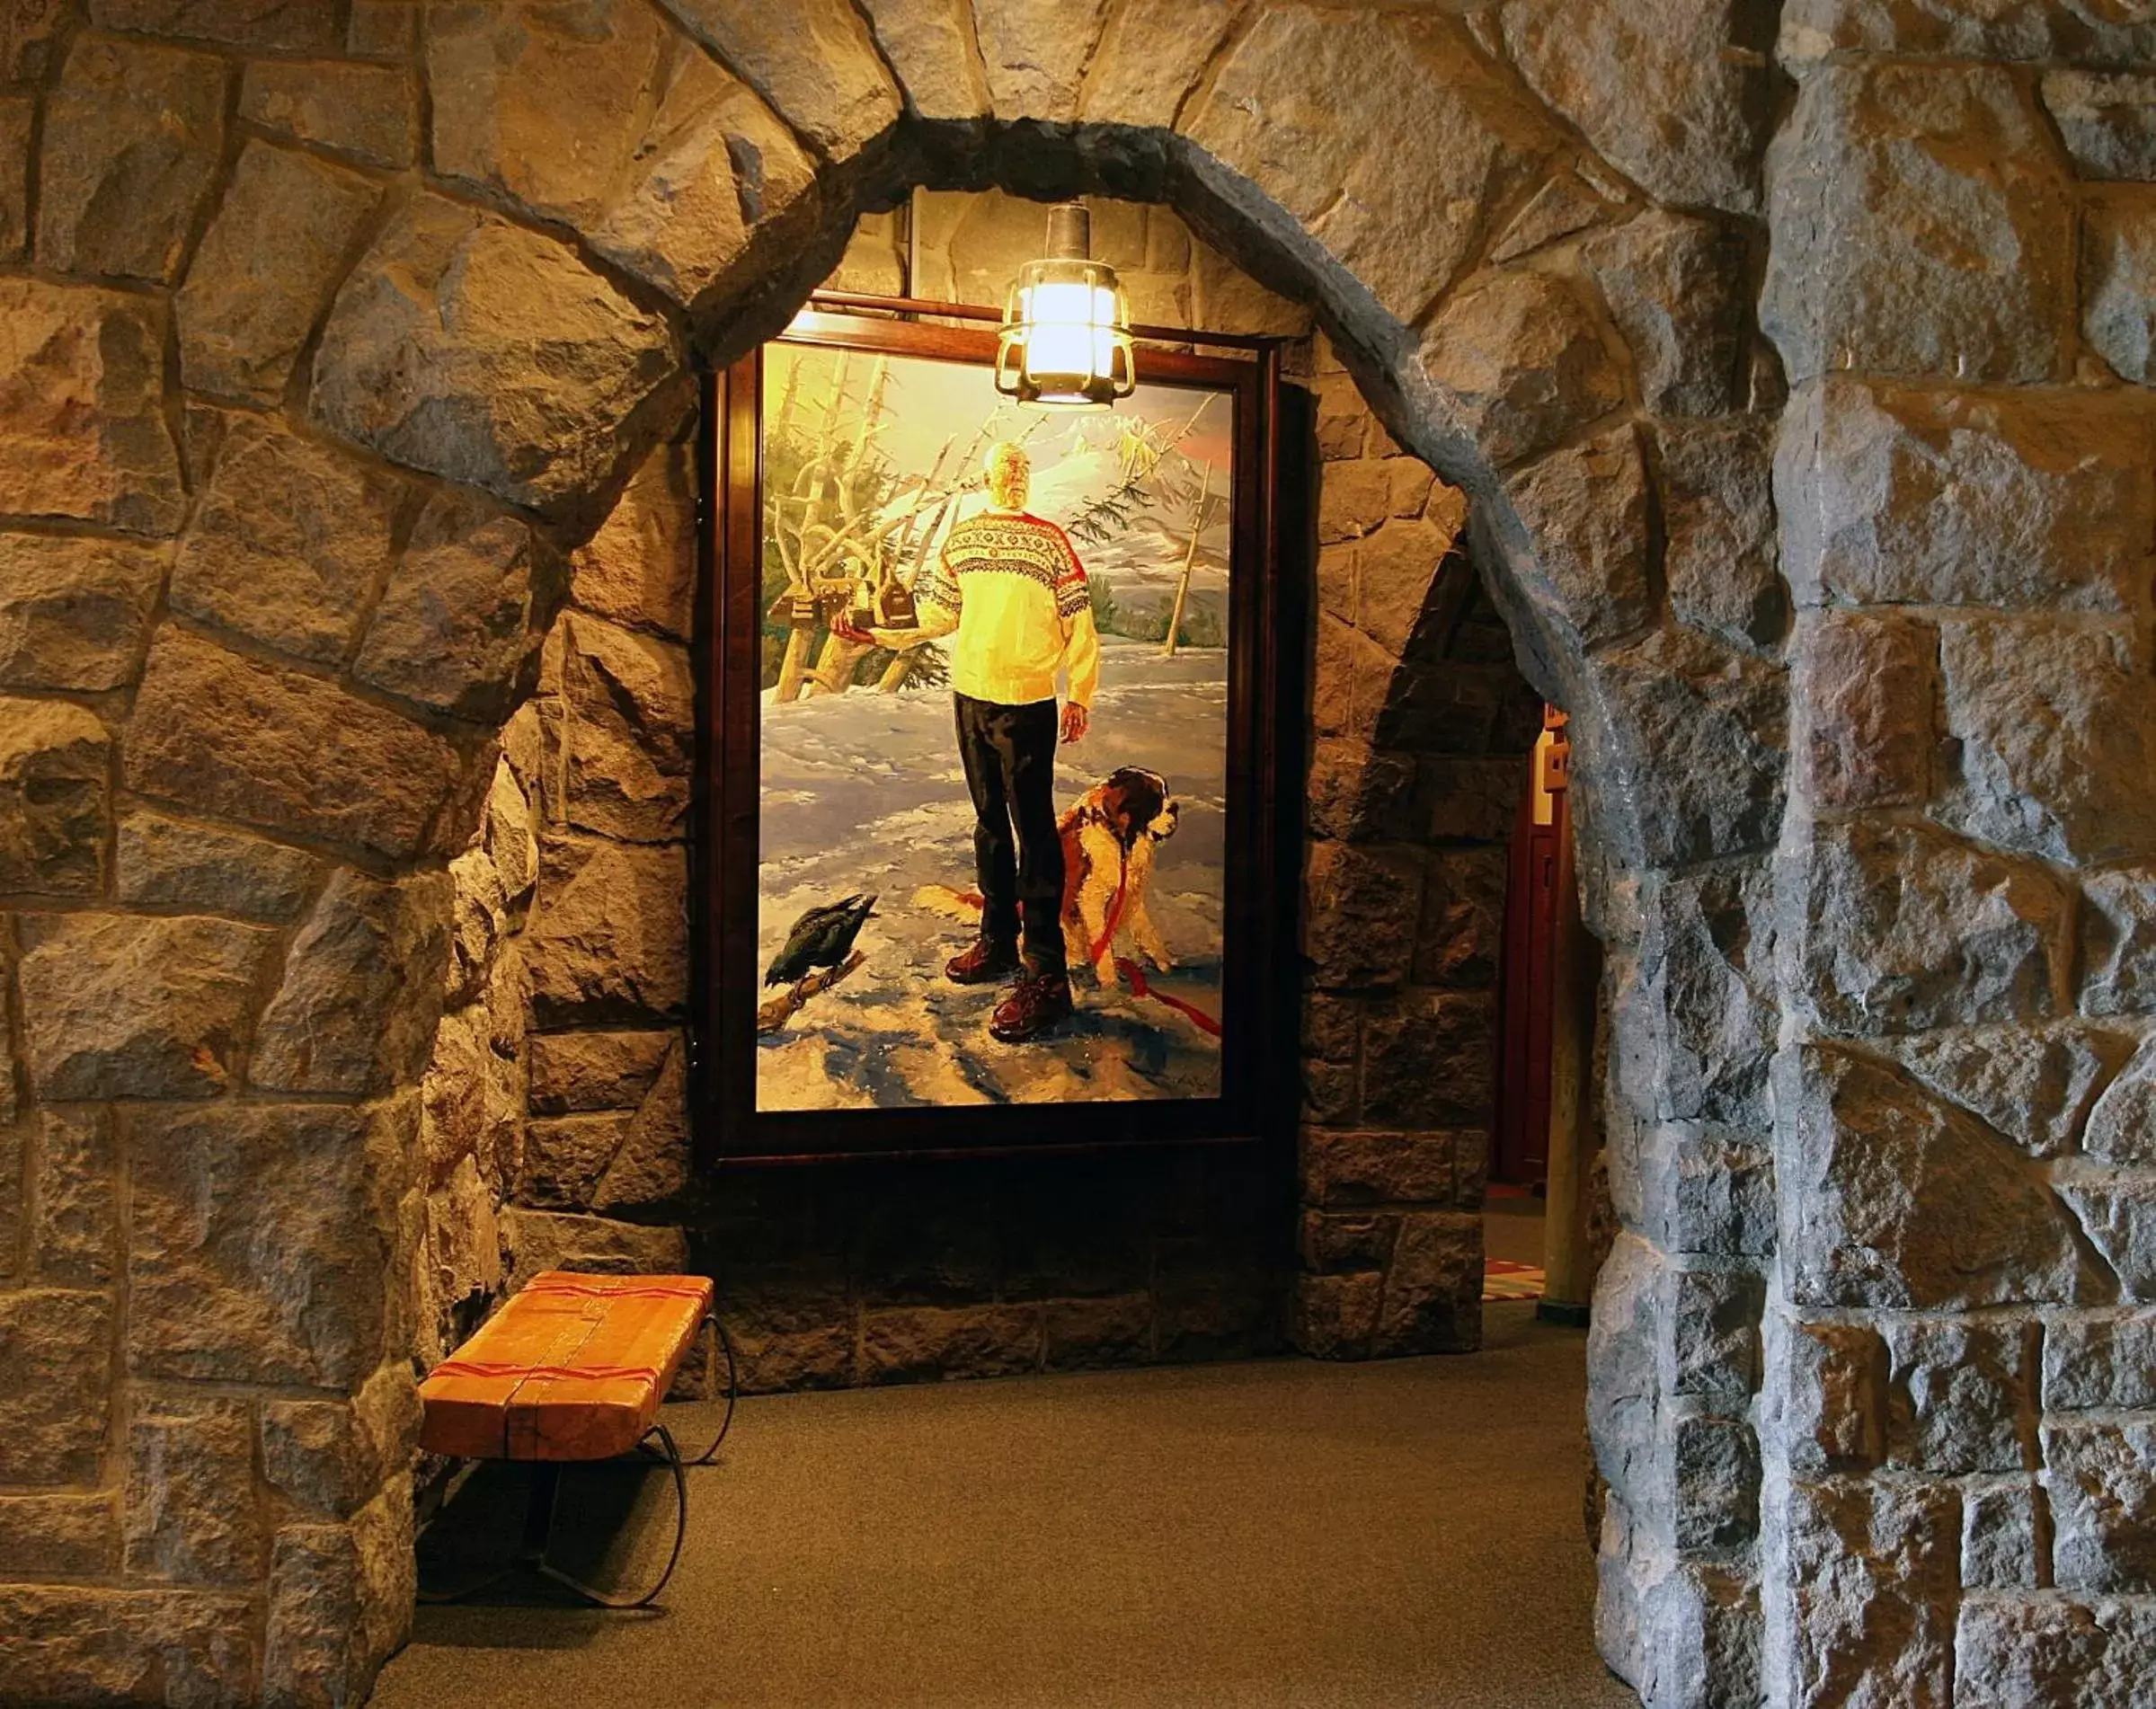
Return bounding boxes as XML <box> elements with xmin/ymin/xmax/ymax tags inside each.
<box><xmin>2</xmin><ymin>5</ymin><xmax>1812</xmax><ymax>1705</ymax></box>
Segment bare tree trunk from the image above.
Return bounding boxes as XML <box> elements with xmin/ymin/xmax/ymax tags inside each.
<box><xmin>1163</xmin><ymin>460</ymin><xmax>1211</xmax><ymax>658</ymax></box>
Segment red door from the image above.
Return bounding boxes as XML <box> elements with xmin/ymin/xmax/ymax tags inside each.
<box><xmin>1493</xmin><ymin>711</ymin><xmax>1570</xmax><ymax>1187</ymax></box>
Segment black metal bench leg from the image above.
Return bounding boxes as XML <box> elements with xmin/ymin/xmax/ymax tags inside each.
<box><xmin>533</xmin><ymin>1424</ymin><xmax>690</xmax><ymax>1611</ymax></box>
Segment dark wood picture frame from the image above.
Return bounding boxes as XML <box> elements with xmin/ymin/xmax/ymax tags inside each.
<box><xmin>694</xmin><ymin>308</ymin><xmax>1295</xmax><ymax>1165</ymax></box>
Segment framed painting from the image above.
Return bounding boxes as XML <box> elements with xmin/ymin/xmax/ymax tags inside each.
<box><xmin>697</xmin><ymin>308</ymin><xmax>1294</xmax><ymax>1161</ymax></box>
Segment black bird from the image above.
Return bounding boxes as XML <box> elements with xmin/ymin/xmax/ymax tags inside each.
<box><xmin>765</xmin><ymin>893</ymin><xmax>877</xmax><ymax>987</ymax></box>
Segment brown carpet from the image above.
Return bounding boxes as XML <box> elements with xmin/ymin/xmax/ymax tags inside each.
<box><xmin>373</xmin><ymin>1307</ymin><xmax>1635</xmax><ymax>1709</ymax></box>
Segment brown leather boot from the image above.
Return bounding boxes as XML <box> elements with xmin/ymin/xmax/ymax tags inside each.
<box><xmin>989</xmin><ymin>970</ymin><xmax>1074</xmax><ymax>1042</ymax></box>
<box><xmin>945</xmin><ymin>937</ymin><xmax>1021</xmax><ymax>985</ymax></box>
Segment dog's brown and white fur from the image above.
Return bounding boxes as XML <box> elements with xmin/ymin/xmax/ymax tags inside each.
<box><xmin>1059</xmin><ymin>766</ymin><xmax>1179</xmax><ymax>986</ymax></box>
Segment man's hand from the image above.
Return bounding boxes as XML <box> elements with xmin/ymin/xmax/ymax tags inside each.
<box><xmin>1060</xmin><ymin>703</ymin><xmax>1089</xmax><ymax>744</ymax></box>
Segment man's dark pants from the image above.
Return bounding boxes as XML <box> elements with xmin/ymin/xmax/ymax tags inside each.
<box><xmin>954</xmin><ymin>693</ymin><xmax>1066</xmax><ymax>976</ymax></box>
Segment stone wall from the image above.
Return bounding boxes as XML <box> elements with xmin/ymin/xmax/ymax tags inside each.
<box><xmin>404</xmin><ymin>194</ymin><xmax>1529</xmax><ymax>1394</ymax></box>
<box><xmin>3</xmin><ymin>2</ymin><xmax>2151</xmax><ymax>1705</ymax></box>
<box><xmin>1749</xmin><ymin>11</ymin><xmax>2156</xmax><ymax>1704</ymax></box>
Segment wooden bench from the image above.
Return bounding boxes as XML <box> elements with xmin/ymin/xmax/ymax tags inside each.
<box><xmin>417</xmin><ymin>1271</ymin><xmax>734</xmax><ymax>1607</ymax></box>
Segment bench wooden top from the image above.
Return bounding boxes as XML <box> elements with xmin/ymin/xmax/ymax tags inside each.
<box><xmin>417</xmin><ymin>1271</ymin><xmax>714</xmax><ymax>1462</ymax></box>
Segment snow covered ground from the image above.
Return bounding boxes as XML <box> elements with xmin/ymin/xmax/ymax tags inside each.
<box><xmin>756</xmin><ymin>637</ymin><xmax>1228</xmax><ymax>1110</ymax></box>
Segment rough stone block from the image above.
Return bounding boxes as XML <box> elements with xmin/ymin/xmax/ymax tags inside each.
<box><xmin>1303</xmin><ymin>841</ymin><xmax>1423</xmax><ymax>989</ymax></box>
<box><xmin>427</xmin><ymin>0</ymin><xmax>665</xmax><ymax>232</ymax></box>
<box><xmin>0</xmin><ymin>1584</ymin><xmax>257</xmax><ymax>1706</ymax></box>
<box><xmin>0</xmin><ymin>1288</ymin><xmax>114</xmax><ymax>1484</ymax></box>
<box><xmin>1043</xmin><ymin>1293</ymin><xmax>1153</xmax><ymax>1371</ymax></box>
<box><xmin>2046</xmin><ymin>1421</ymin><xmax>2156</xmax><ymax>1593</ymax></box>
<box><xmin>1422</xmin><ymin>756</ymin><xmax>1522</xmax><ymax>844</ymax></box>
<box><xmin>124</xmin><ymin>1394</ymin><xmax>265</xmax><ymax>1586</ymax></box>
<box><xmin>2081</xmin><ymin>189</ymin><xmax>2156</xmax><ymax>382</ymax></box>
<box><xmin>1655</xmin><ymin>415</ymin><xmax>1786</xmax><ymax>654</ymax></box>
<box><xmin>2044</xmin><ymin>1312</ymin><xmax>2156</xmax><ymax>1412</ymax></box>
<box><xmin>1761</xmin><ymin>62</ymin><xmax>2072</xmax><ymax>385</ymax></box>
<box><xmin>1502</xmin><ymin>0</ymin><xmax>1775</xmax><ymax>215</ymax></box>
<box><xmin>588</xmin><ymin>46</ymin><xmax>814</xmax><ymax>306</ymax></box>
<box><xmin>1894</xmin><ymin>1023</ymin><xmax>2127</xmax><ymax>1161</ymax></box>
<box><xmin>526</xmin><ymin>1029</ymin><xmax>669</xmax><ymax>1115</ymax></box>
<box><xmin>2056</xmin><ymin>1174</ymin><xmax>2156</xmax><ymax>1302</ymax></box>
<box><xmin>1935</xmin><ymin>617</ymin><xmax>2156</xmax><ymax>865</ymax></box>
<box><xmin>1791</xmin><ymin>819</ymin><xmax>2068</xmax><ymax>1036</ymax></box>
<box><xmin>1298</xmin><ymin>1129</ymin><xmax>1456</xmax><ymax>1209</ymax></box>
<box><xmin>571</xmin><ymin>438</ymin><xmax>696</xmax><ymax>640</ymax></box>
<box><xmin>1588</xmin><ymin>1234</ymin><xmax>1665</xmax><ymax>1518</ymax></box>
<box><xmin>1293</xmin><ymin>1270</ymin><xmax>1382</xmax><ymax>1358</ymax></box>
<box><xmin>253</xmin><ymin>868</ymin><xmax>451</xmax><ymax>1096</ymax></box>
<box><xmin>1658</xmin><ymin>1126</ymin><xmax>1775</xmax><ymax>1259</ymax></box>
<box><xmin>858</xmin><ymin>1303</ymin><xmax>1042</xmax><ymax>1385</ymax></box>
<box><xmin>0</xmin><ymin>533</ymin><xmax>164</xmax><ymax>692</ymax></box>
<box><xmin>1775</xmin><ymin>376</ymin><xmax>2150</xmax><ymax>611</ymax></box>
<box><xmin>1416</xmin><ymin>269</ymin><xmax>1625</xmax><ymax>469</ymax></box>
<box><xmin>1353</xmin><ymin>518</ymin><xmax>1458</xmax><ymax>657</ymax></box>
<box><xmin>1778</xmin><ymin>1315</ymin><xmax>1885</xmax><ymax>1475</ymax></box>
<box><xmin>19</xmin><ymin>911</ymin><xmax>273</xmax><ymax>1099</ymax></box>
<box><xmin>0</xmin><ymin>93</ymin><xmax>24</xmax><ymax>257</ymax></box>
<box><xmin>1371</xmin><ymin>1210</ymin><xmax>1479</xmax><ymax>1355</ymax></box>
<box><xmin>177</xmin><ymin>141</ymin><xmax>379</xmax><ymax>406</ymax></box>
<box><xmin>36</xmin><ymin>31</ymin><xmax>225</xmax><ymax>284</ymax></box>
<box><xmin>972</xmin><ymin>0</ymin><xmax>1109</xmax><ymax>121</ymax></box>
<box><xmin>1781</xmin><ymin>0</ymin><xmax>2156</xmax><ymax>64</ymax></box>
<box><xmin>310</xmin><ymin>193</ymin><xmax>679</xmax><ymax>515</ymax></box>
<box><xmin>1962</xmin><ymin>1481</ymin><xmax>2045</xmax><ymax>1591</ymax></box>
<box><xmin>1584</xmin><ymin>625</ymin><xmax>1787</xmax><ymax>867</ymax></box>
<box><xmin>262</xmin><ymin>1501</ymin><xmax>412</xmax><ymax>1709</ymax></box>
<box><xmin>1634</xmin><ymin>858</ymin><xmax>1777</xmax><ymax>1129</ymax></box>
<box><xmin>1885</xmin><ymin>1320</ymin><xmax>2030</xmax><ymax>1475</ymax></box>
<box><xmin>0</xmin><ymin>698</ymin><xmax>109</xmax><ymax>897</ymax></box>
<box><xmin>0</xmin><ymin>1492</ymin><xmax>120</xmax><ymax>1578</ymax></box>
<box><xmin>129</xmin><ymin>1102</ymin><xmax>398</xmax><ymax>1388</ymax></box>
<box><xmin>546</xmin><ymin>611</ymin><xmax>694</xmax><ymax>842</ymax></box>
<box><xmin>1582</xmin><ymin>209</ymin><xmax>1749</xmax><ymax>418</ymax></box>
<box><xmin>1413</xmin><ymin>846</ymin><xmax>1505</xmax><ymax>989</ymax></box>
<box><xmin>1640</xmin><ymin>1560</ymin><xmax>1762</xmax><ymax>1709</ymax></box>
<box><xmin>1362</xmin><ymin>992</ymin><xmax>1493</xmax><ymax>1130</ymax></box>
<box><xmin>125</xmin><ymin>627</ymin><xmax>463</xmax><ymax>861</ymax></box>
<box><xmin>856</xmin><ymin>0</ymin><xmax>991</xmax><ymax>123</ymax></box>
<box><xmin>1793</xmin><ymin>609</ymin><xmax>1934</xmax><ymax>811</ymax></box>
<box><xmin>1502</xmin><ymin>426</ymin><xmax>1655</xmax><ymax>651</ymax></box>
<box><xmin>1664</xmin><ymin>1266</ymin><xmax>1762</xmax><ymax>1403</ymax></box>
<box><xmin>660</xmin><ymin>0</ymin><xmax>900</xmax><ymax>158</ymax></box>
<box><xmin>170</xmin><ymin>418</ymin><xmax>405</xmax><ymax>665</ymax></box>
<box><xmin>1955</xmin><ymin>1596</ymin><xmax>2156</xmax><ymax>1709</ymax></box>
<box><xmin>1779</xmin><ymin>1044</ymin><xmax>2103</xmax><ymax>1309</ymax></box>
<box><xmin>87</xmin><ymin>0</ymin><xmax>341</xmax><ymax>50</ymax></box>
<box><xmin>33</xmin><ymin>1107</ymin><xmax>116</xmax><ymax>1287</ymax></box>
<box><xmin>2081</xmin><ymin>864</ymin><xmax>2156</xmax><ymax>1018</ymax></box>
<box><xmin>1669</xmin><ymin>1412</ymin><xmax>1759</xmax><ymax>1552</ymax></box>
<box><xmin>525</xmin><ymin>836</ymin><xmax>689</xmax><ymax>1023</ymax></box>
<box><xmin>0</xmin><ymin>278</ymin><xmax>186</xmax><ymax>536</ymax></box>
<box><xmin>2044</xmin><ymin>70</ymin><xmax>2156</xmax><ymax>181</ymax></box>
<box><xmin>497</xmin><ymin>1206</ymin><xmax>688</xmax><ymax>1291</ymax></box>
<box><xmin>1782</xmin><ymin>1477</ymin><xmax>1958</xmax><ymax>1709</ymax></box>
<box><xmin>357</xmin><ymin>488</ymin><xmax>557</xmax><ymax>721</ymax></box>
<box><xmin>1078</xmin><ymin>0</ymin><xmax>1233</xmax><ymax>130</ymax></box>
<box><xmin>115</xmin><ymin>812</ymin><xmax>322</xmax><ymax>924</ymax></box>
<box><xmin>240</xmin><ymin>58</ymin><xmax>417</xmax><ymax>169</ymax></box>
<box><xmin>1183</xmin><ymin>9</ymin><xmax>1553</xmax><ymax>326</ymax></box>
<box><xmin>0</xmin><ymin>2</ymin><xmax>66</xmax><ymax>79</ymax></box>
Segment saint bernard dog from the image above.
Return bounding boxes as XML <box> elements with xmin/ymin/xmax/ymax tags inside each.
<box><xmin>1059</xmin><ymin>766</ymin><xmax>1179</xmax><ymax>987</ymax></box>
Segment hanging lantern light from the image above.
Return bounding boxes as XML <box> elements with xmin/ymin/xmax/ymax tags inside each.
<box><xmin>994</xmin><ymin>202</ymin><xmax>1136</xmax><ymax>410</ymax></box>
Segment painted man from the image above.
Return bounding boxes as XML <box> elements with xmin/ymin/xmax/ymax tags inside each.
<box><xmin>863</xmin><ymin>440</ymin><xmax>1099</xmax><ymax>1042</ymax></box>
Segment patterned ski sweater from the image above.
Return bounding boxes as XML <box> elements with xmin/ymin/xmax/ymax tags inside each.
<box><xmin>914</xmin><ymin>509</ymin><xmax>1102</xmax><ymax>708</ymax></box>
